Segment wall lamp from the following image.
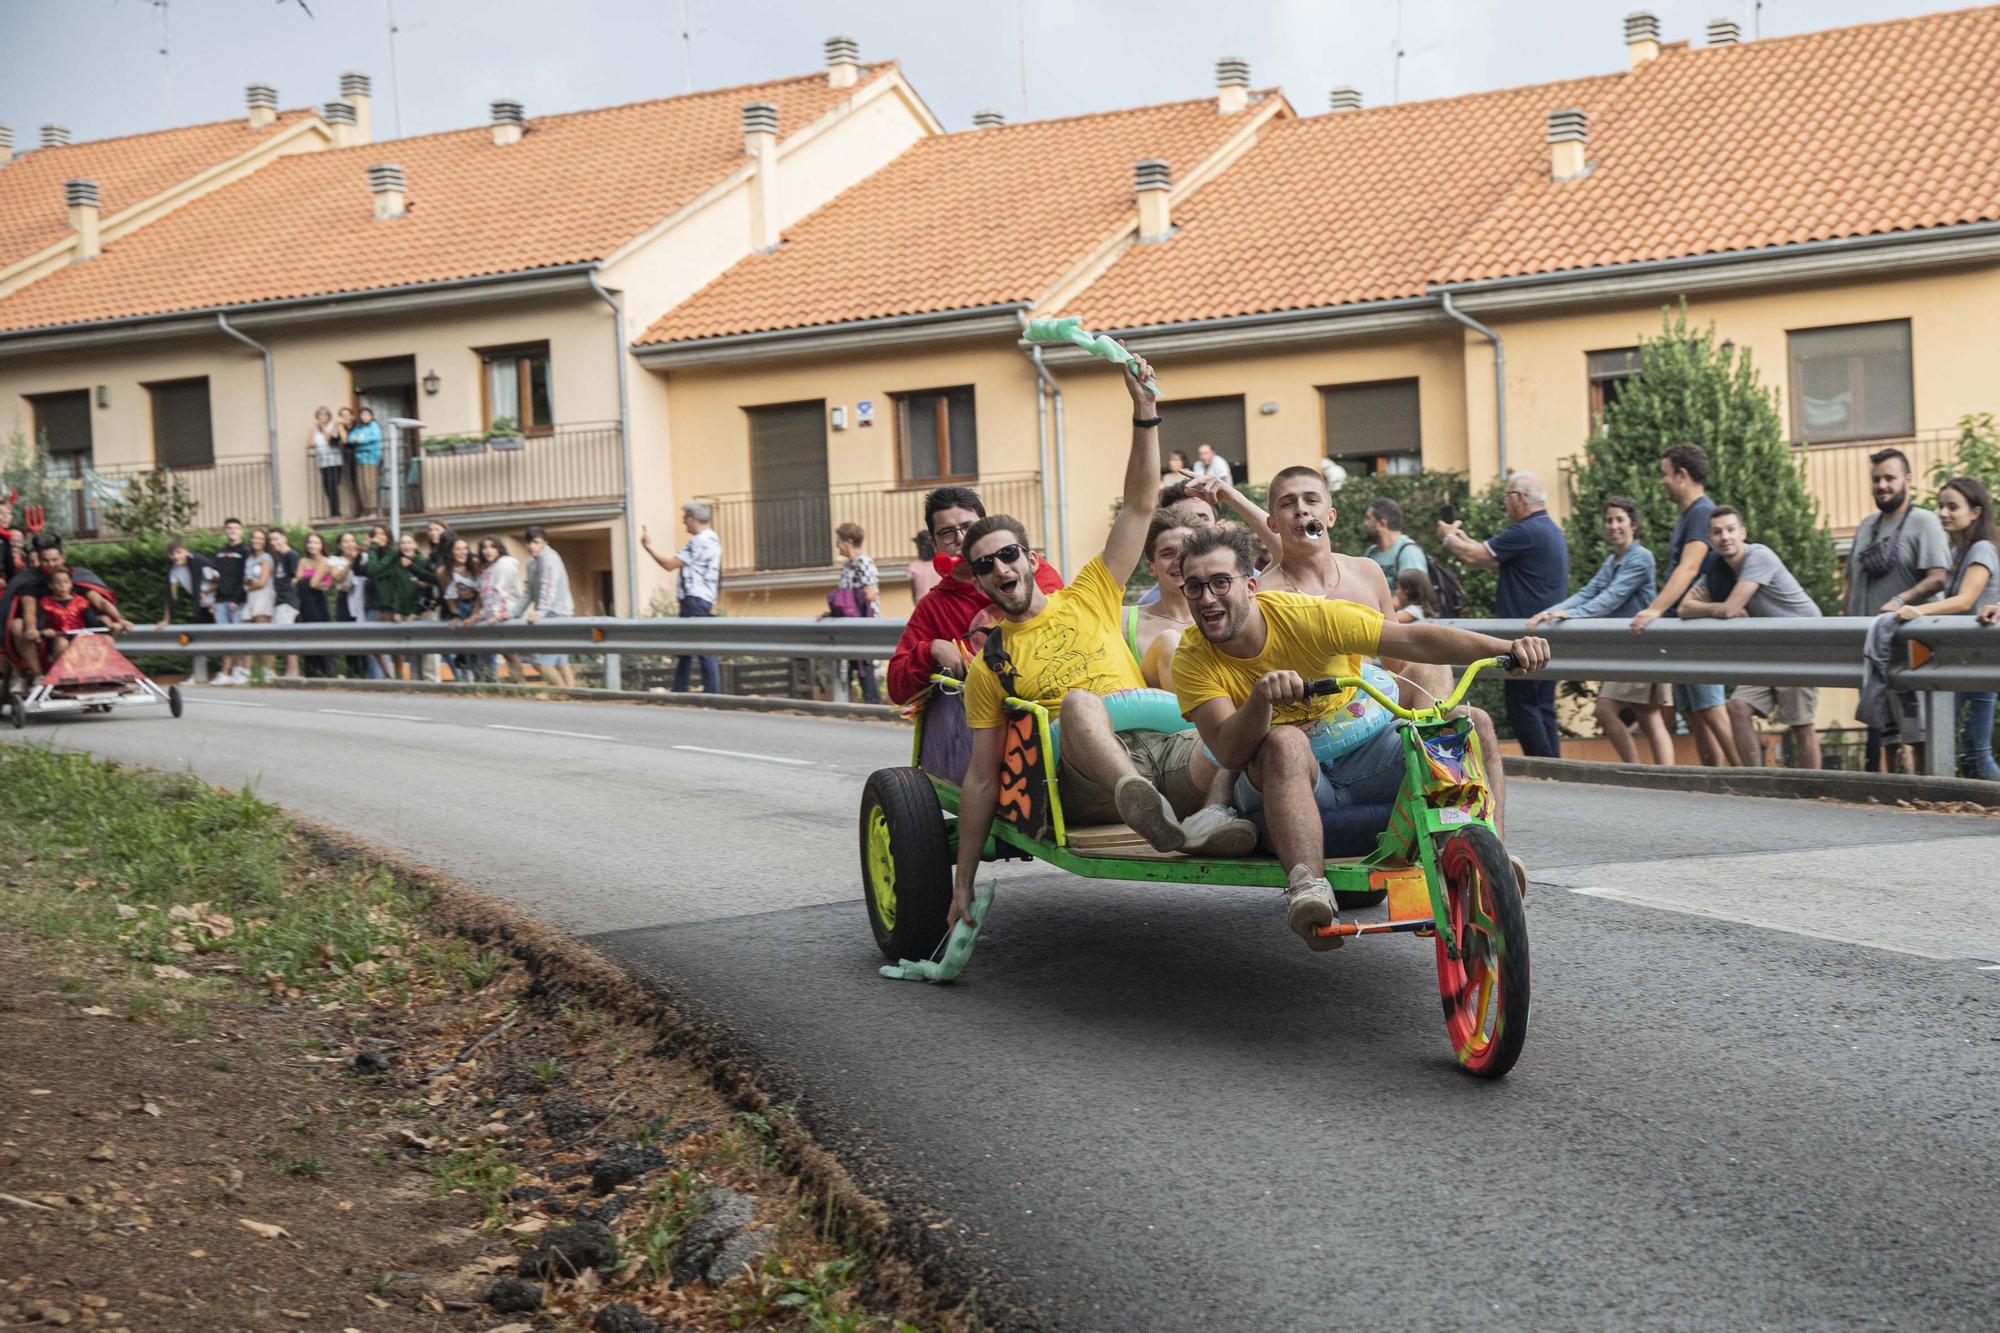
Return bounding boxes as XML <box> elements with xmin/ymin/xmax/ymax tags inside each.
<box><xmin>422</xmin><ymin>369</ymin><xmax>441</xmax><ymax>396</ymax></box>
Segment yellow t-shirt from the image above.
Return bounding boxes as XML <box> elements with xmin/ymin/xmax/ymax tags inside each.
<box><xmin>964</xmin><ymin>556</ymin><xmax>1147</xmax><ymax>729</ymax></box>
<box><xmin>1172</xmin><ymin>591</ymin><xmax>1384</xmax><ymax>727</ymax></box>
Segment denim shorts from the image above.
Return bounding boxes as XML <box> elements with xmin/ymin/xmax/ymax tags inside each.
<box><xmin>1234</xmin><ymin>723</ymin><xmax>1407</xmax><ymax>815</ymax></box>
<box><xmin>1674</xmin><ymin>682</ymin><xmax>1726</xmax><ymax>713</ymax></box>
<box><xmin>212</xmin><ymin>602</ymin><xmax>243</xmax><ymax>625</ymax></box>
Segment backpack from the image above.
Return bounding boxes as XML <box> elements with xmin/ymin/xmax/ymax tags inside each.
<box><xmin>1429</xmin><ymin>557</ymin><xmax>1467</xmax><ymax>619</ymax></box>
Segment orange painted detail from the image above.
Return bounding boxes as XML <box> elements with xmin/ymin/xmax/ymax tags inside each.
<box><xmin>1375</xmin><ymin>865</ymin><xmax>1431</xmax><ymax>922</ymax></box>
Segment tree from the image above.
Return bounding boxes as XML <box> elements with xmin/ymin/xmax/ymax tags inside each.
<box><xmin>98</xmin><ymin>467</ymin><xmax>200</xmax><ymax>537</ymax></box>
<box><xmin>1</xmin><ymin>424</ymin><xmax>69</xmax><ymax>534</ymax></box>
<box><xmin>1929</xmin><ymin>412</ymin><xmax>2000</xmax><ymax>503</ymax></box>
<box><xmin>1564</xmin><ymin>302</ymin><xmax>1837</xmax><ymax>611</ymax></box>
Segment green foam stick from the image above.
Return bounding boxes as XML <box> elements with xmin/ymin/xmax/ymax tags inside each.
<box><xmin>1024</xmin><ymin>316</ymin><xmax>1160</xmax><ymax>395</ymax></box>
<box><xmin>879</xmin><ymin>886</ymin><xmax>995</xmax><ymax>984</ymax></box>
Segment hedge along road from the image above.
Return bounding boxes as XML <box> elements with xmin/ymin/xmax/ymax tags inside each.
<box><xmin>9</xmin><ymin>687</ymin><xmax>2000</xmax><ymax>1332</ymax></box>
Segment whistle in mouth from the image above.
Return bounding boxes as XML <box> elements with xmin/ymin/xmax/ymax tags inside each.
<box><xmin>1303</xmin><ymin>520</ymin><xmax>1327</xmax><ymax>539</ymax></box>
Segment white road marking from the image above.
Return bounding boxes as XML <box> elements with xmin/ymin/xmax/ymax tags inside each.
<box><xmin>1563</xmin><ymin>885</ymin><xmax>1959</xmax><ymax>960</ymax></box>
<box><xmin>1978</xmin><ymin>964</ymin><xmax>2000</xmax><ymax>972</ymax></box>
<box><xmin>317</xmin><ymin>708</ymin><xmax>430</xmax><ymax>722</ymax></box>
<box><xmin>186</xmin><ymin>697</ymin><xmax>268</xmax><ymax>707</ymax></box>
<box><xmin>488</xmin><ymin>724</ymin><xmax>617</xmax><ymax>742</ymax></box>
<box><xmin>672</xmin><ymin>744</ymin><xmax>814</xmax><ymax>767</ymax></box>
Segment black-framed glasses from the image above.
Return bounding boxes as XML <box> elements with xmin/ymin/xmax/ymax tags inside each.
<box><xmin>932</xmin><ymin>520</ymin><xmax>975</xmax><ymax>542</ymax></box>
<box><xmin>967</xmin><ymin>543</ymin><xmax>1028</xmax><ymax>575</ymax></box>
<box><xmin>1181</xmin><ymin>573</ymin><xmax>1239</xmax><ymax>601</ymax></box>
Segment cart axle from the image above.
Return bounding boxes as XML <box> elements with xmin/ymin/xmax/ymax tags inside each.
<box><xmin>1315</xmin><ymin>916</ymin><xmax>1436</xmax><ymax>940</ymax></box>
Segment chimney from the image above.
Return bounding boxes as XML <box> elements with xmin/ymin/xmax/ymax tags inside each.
<box><xmin>1548</xmin><ymin>108</ymin><xmax>1588</xmax><ymax>180</ymax></box>
<box><xmin>972</xmin><ymin>108</ymin><xmax>1005</xmax><ymax>128</ymax></box>
<box><xmin>0</xmin><ymin>126</ymin><xmax>11</xmax><ymax>167</ymax></box>
<box><xmin>490</xmin><ymin>99</ymin><xmax>524</xmax><ymax>147</ymax></box>
<box><xmin>742</xmin><ymin>102</ymin><xmax>780</xmax><ymax>251</ymax></box>
<box><xmin>322</xmin><ymin>100</ymin><xmax>357</xmax><ymax>148</ymax></box>
<box><xmin>1624</xmin><ymin>11</ymin><xmax>1661</xmax><ymax>67</ymax></box>
<box><xmin>368</xmin><ymin>162</ymin><xmax>407</xmax><ymax>220</ymax></box>
<box><xmin>41</xmin><ymin>124</ymin><xmax>71</xmax><ymax>149</ymax></box>
<box><xmin>1328</xmin><ymin>86</ymin><xmax>1362</xmax><ymax>112</ymax></box>
<box><xmin>824</xmin><ymin>36</ymin><xmax>860</xmax><ymax>89</ymax></box>
<box><xmin>340</xmin><ymin>71</ymin><xmax>373</xmax><ymax>142</ymax></box>
<box><xmin>1706</xmin><ymin>18</ymin><xmax>1741</xmax><ymax>45</ymax></box>
<box><xmin>65</xmin><ymin>179</ymin><xmax>101</xmax><ymax>259</ymax></box>
<box><xmin>1134</xmin><ymin>159</ymin><xmax>1172</xmax><ymax>241</ymax></box>
<box><xmin>245</xmin><ymin>83</ymin><xmax>278</xmax><ymax>130</ymax></box>
<box><xmin>1215</xmin><ymin>57</ymin><xmax>1250</xmax><ymax>114</ymax></box>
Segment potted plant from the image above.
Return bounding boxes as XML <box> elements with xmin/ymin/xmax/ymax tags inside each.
<box><xmin>421</xmin><ymin>434</ymin><xmax>458</xmax><ymax>457</ymax></box>
<box><xmin>486</xmin><ymin>416</ymin><xmax>526</xmax><ymax>452</ymax></box>
<box><xmin>451</xmin><ymin>433</ymin><xmax>487</xmax><ymax>454</ymax></box>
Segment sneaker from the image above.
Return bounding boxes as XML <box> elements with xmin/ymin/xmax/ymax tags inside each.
<box><xmin>1509</xmin><ymin>854</ymin><xmax>1529</xmax><ymax>903</ymax></box>
<box><xmin>211</xmin><ymin>672</ymin><xmax>237</xmax><ymax>686</ymax></box>
<box><xmin>1285</xmin><ymin>865</ymin><xmax>1342</xmax><ymax>951</ymax></box>
<box><xmin>1114</xmin><ymin>773</ymin><xmax>1184</xmax><ymax>852</ymax></box>
<box><xmin>1180</xmin><ymin>804</ymin><xmax>1259</xmax><ymax>858</ymax></box>
<box><xmin>230</xmin><ymin>666</ymin><xmax>250</xmax><ymax>684</ymax></box>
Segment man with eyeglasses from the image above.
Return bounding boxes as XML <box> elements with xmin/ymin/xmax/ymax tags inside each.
<box><xmin>1173</xmin><ymin>524</ymin><xmax>1549</xmax><ymax>949</ymax></box>
<box><xmin>885</xmin><ymin>484</ymin><xmax>1064</xmax><ymax>706</ymax></box>
<box><xmin>947</xmin><ymin>352</ymin><xmax>1255</xmax><ymax>930</ymax></box>
<box><xmin>1439</xmin><ymin>472</ymin><xmax>1569</xmax><ymax>757</ymax></box>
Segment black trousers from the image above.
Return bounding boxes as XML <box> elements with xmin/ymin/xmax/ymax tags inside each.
<box><xmin>1503</xmin><ymin>678</ymin><xmax>1562</xmax><ymax>758</ymax></box>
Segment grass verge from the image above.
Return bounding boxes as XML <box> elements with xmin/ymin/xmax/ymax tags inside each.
<box><xmin>0</xmin><ymin>744</ymin><xmax>967</xmax><ymax>1331</ymax></box>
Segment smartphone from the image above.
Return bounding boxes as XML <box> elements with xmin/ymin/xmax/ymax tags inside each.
<box><xmin>1439</xmin><ymin>503</ymin><xmax>1457</xmax><ymax>524</ymax></box>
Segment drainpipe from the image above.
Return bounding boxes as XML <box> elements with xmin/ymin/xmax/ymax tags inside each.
<box><xmin>216</xmin><ymin>313</ymin><xmax>282</xmax><ymax>523</ymax></box>
<box><xmin>1023</xmin><ymin>339</ymin><xmax>1070</xmax><ymax>574</ymax></box>
<box><xmin>587</xmin><ymin>268</ymin><xmax>640</xmax><ymax>620</ymax></box>
<box><xmin>1028</xmin><ymin>351</ymin><xmax>1055</xmax><ymax>564</ymax></box>
<box><xmin>1439</xmin><ymin>291</ymin><xmax>1508</xmax><ymax>481</ymax></box>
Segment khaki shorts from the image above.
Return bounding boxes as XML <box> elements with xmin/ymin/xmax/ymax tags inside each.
<box><xmin>1599</xmin><ymin>679</ymin><xmax>1671</xmax><ymax>707</ymax></box>
<box><xmin>1733</xmin><ymin>683</ymin><xmax>1819</xmax><ymax>727</ymax></box>
<box><xmin>1057</xmin><ymin>729</ymin><xmax>1205</xmax><ymax>825</ymax></box>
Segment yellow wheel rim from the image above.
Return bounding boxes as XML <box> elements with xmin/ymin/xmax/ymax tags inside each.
<box><xmin>866</xmin><ymin>803</ymin><xmax>897</xmax><ymax>930</ymax></box>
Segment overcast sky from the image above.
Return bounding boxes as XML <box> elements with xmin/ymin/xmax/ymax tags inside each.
<box><xmin>0</xmin><ymin>0</ymin><xmax>1965</xmax><ymax>145</ymax></box>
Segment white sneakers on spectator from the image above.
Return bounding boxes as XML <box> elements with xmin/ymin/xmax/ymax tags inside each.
<box><xmin>210</xmin><ymin>666</ymin><xmax>250</xmax><ymax>686</ymax></box>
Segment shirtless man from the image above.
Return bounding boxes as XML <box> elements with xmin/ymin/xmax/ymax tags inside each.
<box><xmin>1193</xmin><ymin>466</ymin><xmax>1512</xmax><ymax>836</ymax></box>
<box><xmin>1129</xmin><ymin>504</ymin><xmax>1204</xmax><ymax>688</ymax></box>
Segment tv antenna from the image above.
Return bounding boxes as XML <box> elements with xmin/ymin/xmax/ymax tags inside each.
<box><xmin>1390</xmin><ymin>0</ymin><xmax>1442</xmax><ymax>103</ymax></box>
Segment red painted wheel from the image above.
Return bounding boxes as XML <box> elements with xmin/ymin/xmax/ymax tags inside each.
<box><xmin>1432</xmin><ymin>826</ymin><xmax>1530</xmax><ymax>1079</ymax></box>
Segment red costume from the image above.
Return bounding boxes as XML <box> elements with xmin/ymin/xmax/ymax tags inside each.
<box><xmin>38</xmin><ymin>592</ymin><xmax>91</xmax><ymax>635</ymax></box>
<box><xmin>887</xmin><ymin>552</ymin><xmax>1065</xmax><ymax>705</ymax></box>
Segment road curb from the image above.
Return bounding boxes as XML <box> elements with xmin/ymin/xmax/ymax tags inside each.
<box><xmin>1504</xmin><ymin>755</ymin><xmax>2000</xmax><ymax>809</ymax></box>
<box><xmin>256</xmin><ymin>676</ymin><xmax>905</xmax><ymax>723</ymax></box>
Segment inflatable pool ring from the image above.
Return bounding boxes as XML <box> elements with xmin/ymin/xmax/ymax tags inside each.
<box><xmin>1304</xmin><ymin>661</ymin><xmax>1398</xmax><ymax>765</ymax></box>
<box><xmin>1047</xmin><ymin>686</ymin><xmax>1188</xmax><ymax>769</ymax></box>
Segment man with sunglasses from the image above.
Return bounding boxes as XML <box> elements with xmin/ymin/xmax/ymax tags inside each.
<box><xmin>885</xmin><ymin>484</ymin><xmax>1064</xmax><ymax>706</ymax></box>
<box><xmin>948</xmin><ymin>352</ymin><xmax>1255</xmax><ymax>930</ymax></box>
<box><xmin>1172</xmin><ymin>524</ymin><xmax>1548</xmax><ymax>950</ymax></box>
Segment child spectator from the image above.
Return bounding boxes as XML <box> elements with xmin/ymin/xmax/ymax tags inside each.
<box><xmin>1391</xmin><ymin>567</ymin><xmax>1440</xmax><ymax>623</ymax></box>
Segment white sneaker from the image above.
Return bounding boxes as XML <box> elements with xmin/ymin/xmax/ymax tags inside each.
<box><xmin>1114</xmin><ymin>774</ymin><xmax>1184</xmax><ymax>852</ymax></box>
<box><xmin>230</xmin><ymin>667</ymin><xmax>250</xmax><ymax>684</ymax></box>
<box><xmin>211</xmin><ymin>672</ymin><xmax>237</xmax><ymax>686</ymax></box>
<box><xmin>1285</xmin><ymin>865</ymin><xmax>1342</xmax><ymax>951</ymax></box>
<box><xmin>1180</xmin><ymin>804</ymin><xmax>1259</xmax><ymax>858</ymax></box>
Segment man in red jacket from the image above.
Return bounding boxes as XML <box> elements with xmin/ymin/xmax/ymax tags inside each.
<box><xmin>887</xmin><ymin>484</ymin><xmax>1064</xmax><ymax>706</ymax></box>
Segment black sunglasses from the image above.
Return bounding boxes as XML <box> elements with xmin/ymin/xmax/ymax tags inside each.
<box><xmin>968</xmin><ymin>542</ymin><xmax>1029</xmax><ymax>575</ymax></box>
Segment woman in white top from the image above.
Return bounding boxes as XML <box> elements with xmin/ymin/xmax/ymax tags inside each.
<box><xmin>311</xmin><ymin>407</ymin><xmax>345</xmax><ymax>519</ymax></box>
<box><xmin>243</xmin><ymin>526</ymin><xmax>276</xmax><ymax>620</ymax></box>
<box><xmin>476</xmin><ymin>536</ymin><xmax>525</xmax><ymax>682</ymax></box>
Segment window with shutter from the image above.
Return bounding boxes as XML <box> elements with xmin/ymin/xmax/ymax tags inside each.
<box><xmin>1321</xmin><ymin>379</ymin><xmax>1421</xmax><ymax>476</ymax></box>
<box><xmin>1787</xmin><ymin>320</ymin><xmax>1913</xmax><ymax>444</ymax></box>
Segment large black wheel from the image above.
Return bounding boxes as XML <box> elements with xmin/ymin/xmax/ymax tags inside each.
<box><xmin>168</xmin><ymin>686</ymin><xmax>184</xmax><ymax>719</ymax></box>
<box><xmin>859</xmin><ymin>767</ymin><xmax>954</xmax><ymax>963</ymax></box>
<box><xmin>1431</xmin><ymin>826</ymin><xmax>1531</xmax><ymax>1079</ymax></box>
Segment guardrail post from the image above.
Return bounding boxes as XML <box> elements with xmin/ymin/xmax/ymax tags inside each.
<box><xmin>603</xmin><ymin>652</ymin><xmax>622</xmax><ymax>692</ymax></box>
<box><xmin>1923</xmin><ymin>690</ymin><xmax>1957</xmax><ymax>778</ymax></box>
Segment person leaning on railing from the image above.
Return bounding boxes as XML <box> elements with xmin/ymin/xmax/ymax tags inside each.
<box><xmin>1891</xmin><ymin>476</ymin><xmax>1999</xmax><ymax>781</ymax></box>
<box><xmin>1527</xmin><ymin>495</ymin><xmax>1672</xmax><ymax>765</ymax></box>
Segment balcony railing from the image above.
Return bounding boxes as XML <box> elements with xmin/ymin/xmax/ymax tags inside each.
<box><xmin>71</xmin><ymin>457</ymin><xmax>274</xmax><ymax>538</ymax></box>
<box><xmin>307</xmin><ymin>420</ymin><xmax>623</xmax><ymax>524</ymax></box>
<box><xmin>696</xmin><ymin>472</ymin><xmax>1044</xmax><ymax>576</ymax></box>
<box><xmin>1789</xmin><ymin>428</ymin><xmax>1964</xmax><ymax>537</ymax></box>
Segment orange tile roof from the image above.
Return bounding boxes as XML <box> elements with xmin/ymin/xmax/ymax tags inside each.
<box><xmin>1070</xmin><ymin>4</ymin><xmax>2000</xmax><ymax>328</ymax></box>
<box><xmin>1435</xmin><ymin>5</ymin><xmax>2000</xmax><ymax>284</ymax></box>
<box><xmin>0</xmin><ymin>70</ymin><xmax>887</xmax><ymax>333</ymax></box>
<box><xmin>0</xmin><ymin>110</ymin><xmax>319</xmax><ymax>271</ymax></box>
<box><xmin>637</xmin><ymin>93</ymin><xmax>1277</xmax><ymax>345</ymax></box>
<box><xmin>1067</xmin><ymin>74</ymin><xmax>1618</xmax><ymax>330</ymax></box>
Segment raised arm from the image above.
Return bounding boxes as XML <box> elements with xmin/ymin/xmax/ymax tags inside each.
<box><xmin>640</xmin><ymin>524</ymin><xmax>685</xmax><ymax>573</ymax></box>
<box><xmin>1183</xmin><ymin>475</ymin><xmax>1284</xmax><ymax>565</ymax></box>
<box><xmin>1438</xmin><ymin>523</ymin><xmax>1501</xmax><ymax>572</ymax></box>
<box><xmin>1099</xmin><ymin>351</ymin><xmax>1162</xmax><ymax>580</ymax></box>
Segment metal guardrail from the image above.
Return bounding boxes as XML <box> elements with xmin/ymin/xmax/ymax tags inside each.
<box><xmin>120</xmin><ymin>613</ymin><xmax>1999</xmax><ymax>690</ymax></box>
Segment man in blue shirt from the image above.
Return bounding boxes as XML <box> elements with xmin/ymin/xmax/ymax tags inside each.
<box><xmin>1628</xmin><ymin>442</ymin><xmax>1740</xmax><ymax>767</ymax></box>
<box><xmin>1439</xmin><ymin>472</ymin><xmax>1569</xmax><ymax>756</ymax></box>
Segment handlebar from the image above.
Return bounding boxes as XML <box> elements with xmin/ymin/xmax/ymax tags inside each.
<box><xmin>1304</xmin><ymin>653</ymin><xmax>1518</xmax><ymax>721</ymax></box>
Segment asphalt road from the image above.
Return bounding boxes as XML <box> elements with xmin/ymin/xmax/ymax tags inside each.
<box><xmin>10</xmin><ymin>687</ymin><xmax>2000</xmax><ymax>1331</ymax></box>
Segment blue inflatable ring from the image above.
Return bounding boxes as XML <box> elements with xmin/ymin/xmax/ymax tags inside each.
<box><xmin>1046</xmin><ymin>687</ymin><xmax>1188</xmax><ymax>769</ymax></box>
<box><xmin>1304</xmin><ymin>662</ymin><xmax>1398</xmax><ymax>766</ymax></box>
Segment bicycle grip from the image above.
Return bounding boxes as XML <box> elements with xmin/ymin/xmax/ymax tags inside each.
<box><xmin>1302</xmin><ymin>677</ymin><xmax>1346</xmax><ymax>698</ymax></box>
<box><xmin>1494</xmin><ymin>652</ymin><xmax>1517</xmax><ymax>672</ymax></box>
